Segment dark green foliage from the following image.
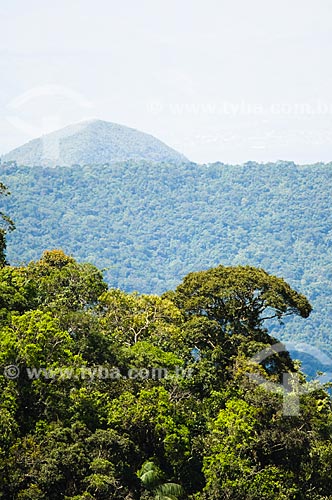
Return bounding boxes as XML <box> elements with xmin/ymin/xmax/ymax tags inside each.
<box><xmin>1</xmin><ymin>254</ymin><xmax>332</xmax><ymax>499</ymax></box>
<box><xmin>1</xmin><ymin>160</ymin><xmax>332</xmax><ymax>370</ymax></box>
<box><xmin>0</xmin><ymin>182</ymin><xmax>15</xmax><ymax>267</ymax></box>
<box><xmin>169</xmin><ymin>265</ymin><xmax>311</xmax><ymax>330</ymax></box>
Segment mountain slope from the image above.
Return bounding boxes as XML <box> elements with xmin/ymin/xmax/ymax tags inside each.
<box><xmin>1</xmin><ymin>120</ymin><xmax>187</xmax><ymax>166</ymax></box>
<box><xmin>1</xmin><ymin>159</ymin><xmax>332</xmax><ymax>373</ymax></box>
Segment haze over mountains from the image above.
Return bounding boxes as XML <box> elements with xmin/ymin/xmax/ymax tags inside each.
<box><xmin>1</xmin><ymin>121</ymin><xmax>332</xmax><ymax>374</ymax></box>
<box><xmin>1</xmin><ymin>119</ymin><xmax>187</xmax><ymax>166</ymax></box>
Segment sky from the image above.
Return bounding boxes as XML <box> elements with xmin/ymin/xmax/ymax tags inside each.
<box><xmin>1</xmin><ymin>0</ymin><xmax>332</xmax><ymax>164</ymax></box>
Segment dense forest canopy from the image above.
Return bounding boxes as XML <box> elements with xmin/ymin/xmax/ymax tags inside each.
<box><xmin>1</xmin><ymin>160</ymin><xmax>332</xmax><ymax>371</ymax></box>
<box><xmin>0</xmin><ymin>182</ymin><xmax>15</xmax><ymax>267</ymax></box>
<box><xmin>0</xmin><ymin>249</ymin><xmax>332</xmax><ymax>499</ymax></box>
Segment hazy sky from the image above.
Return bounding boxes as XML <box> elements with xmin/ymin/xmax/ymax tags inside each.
<box><xmin>1</xmin><ymin>0</ymin><xmax>332</xmax><ymax>164</ymax></box>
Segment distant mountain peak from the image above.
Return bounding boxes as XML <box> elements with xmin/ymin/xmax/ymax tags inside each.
<box><xmin>2</xmin><ymin>120</ymin><xmax>188</xmax><ymax>167</ymax></box>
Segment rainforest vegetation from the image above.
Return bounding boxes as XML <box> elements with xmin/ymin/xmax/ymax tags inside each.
<box><xmin>1</xmin><ymin>165</ymin><xmax>332</xmax><ymax>498</ymax></box>
<box><xmin>1</xmin><ymin>160</ymin><xmax>332</xmax><ymax>371</ymax></box>
<box><xmin>0</xmin><ymin>238</ymin><xmax>332</xmax><ymax>498</ymax></box>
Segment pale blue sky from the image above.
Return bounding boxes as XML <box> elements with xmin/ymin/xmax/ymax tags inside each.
<box><xmin>1</xmin><ymin>0</ymin><xmax>332</xmax><ymax>163</ymax></box>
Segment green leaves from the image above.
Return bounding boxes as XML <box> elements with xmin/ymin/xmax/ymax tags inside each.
<box><xmin>26</xmin><ymin>250</ymin><xmax>108</xmax><ymax>312</ymax></box>
<box><xmin>99</xmin><ymin>290</ymin><xmax>185</xmax><ymax>351</ymax></box>
<box><xmin>0</xmin><ymin>254</ymin><xmax>330</xmax><ymax>499</ymax></box>
<box><xmin>0</xmin><ymin>182</ymin><xmax>15</xmax><ymax>267</ymax></box>
<box><xmin>171</xmin><ymin>265</ymin><xmax>312</xmax><ymax>333</ymax></box>
<box><xmin>0</xmin><ymin>310</ymin><xmax>75</xmax><ymax>367</ymax></box>
<box><xmin>201</xmin><ymin>398</ymin><xmax>300</xmax><ymax>499</ymax></box>
<box><xmin>137</xmin><ymin>461</ymin><xmax>184</xmax><ymax>500</ymax></box>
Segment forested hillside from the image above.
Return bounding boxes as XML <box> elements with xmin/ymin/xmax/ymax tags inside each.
<box><xmin>2</xmin><ymin>120</ymin><xmax>187</xmax><ymax>167</ymax></box>
<box><xmin>1</xmin><ymin>250</ymin><xmax>332</xmax><ymax>499</ymax></box>
<box><xmin>1</xmin><ymin>160</ymin><xmax>332</xmax><ymax>368</ymax></box>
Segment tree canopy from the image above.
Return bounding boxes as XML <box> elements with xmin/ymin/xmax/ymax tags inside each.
<box><xmin>0</xmin><ymin>253</ymin><xmax>331</xmax><ymax>499</ymax></box>
<box><xmin>0</xmin><ymin>182</ymin><xmax>15</xmax><ymax>267</ymax></box>
<box><xmin>1</xmin><ymin>160</ymin><xmax>332</xmax><ymax>374</ymax></box>
<box><xmin>168</xmin><ymin>265</ymin><xmax>312</xmax><ymax>332</ymax></box>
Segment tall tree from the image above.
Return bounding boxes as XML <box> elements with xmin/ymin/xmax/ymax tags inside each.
<box><xmin>168</xmin><ymin>265</ymin><xmax>312</xmax><ymax>333</ymax></box>
<box><xmin>0</xmin><ymin>182</ymin><xmax>15</xmax><ymax>267</ymax></box>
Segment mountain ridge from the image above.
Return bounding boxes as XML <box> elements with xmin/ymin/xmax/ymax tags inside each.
<box><xmin>1</xmin><ymin>119</ymin><xmax>188</xmax><ymax>167</ymax></box>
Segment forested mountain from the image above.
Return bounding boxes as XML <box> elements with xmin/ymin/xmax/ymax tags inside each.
<box><xmin>1</xmin><ymin>250</ymin><xmax>332</xmax><ymax>499</ymax></box>
<box><xmin>0</xmin><ymin>159</ymin><xmax>332</xmax><ymax>372</ymax></box>
<box><xmin>1</xmin><ymin>120</ymin><xmax>187</xmax><ymax>166</ymax></box>
<box><xmin>1</xmin><ymin>150</ymin><xmax>332</xmax><ymax>496</ymax></box>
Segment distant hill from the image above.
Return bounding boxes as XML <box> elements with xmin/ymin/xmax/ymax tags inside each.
<box><xmin>1</xmin><ymin>120</ymin><xmax>187</xmax><ymax>166</ymax></box>
<box><xmin>1</xmin><ymin>158</ymin><xmax>332</xmax><ymax>376</ymax></box>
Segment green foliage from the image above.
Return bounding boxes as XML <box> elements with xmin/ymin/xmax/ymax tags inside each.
<box><xmin>0</xmin><ymin>254</ymin><xmax>332</xmax><ymax>499</ymax></box>
<box><xmin>98</xmin><ymin>289</ymin><xmax>184</xmax><ymax>349</ymax></box>
<box><xmin>0</xmin><ymin>182</ymin><xmax>15</xmax><ymax>267</ymax></box>
<box><xmin>0</xmin><ymin>266</ymin><xmax>36</xmax><ymax>324</ymax></box>
<box><xmin>170</xmin><ymin>265</ymin><xmax>311</xmax><ymax>327</ymax></box>
<box><xmin>1</xmin><ymin>160</ymin><xmax>332</xmax><ymax>372</ymax></box>
<box><xmin>137</xmin><ymin>460</ymin><xmax>184</xmax><ymax>499</ymax></box>
<box><xmin>26</xmin><ymin>249</ymin><xmax>107</xmax><ymax>312</ymax></box>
